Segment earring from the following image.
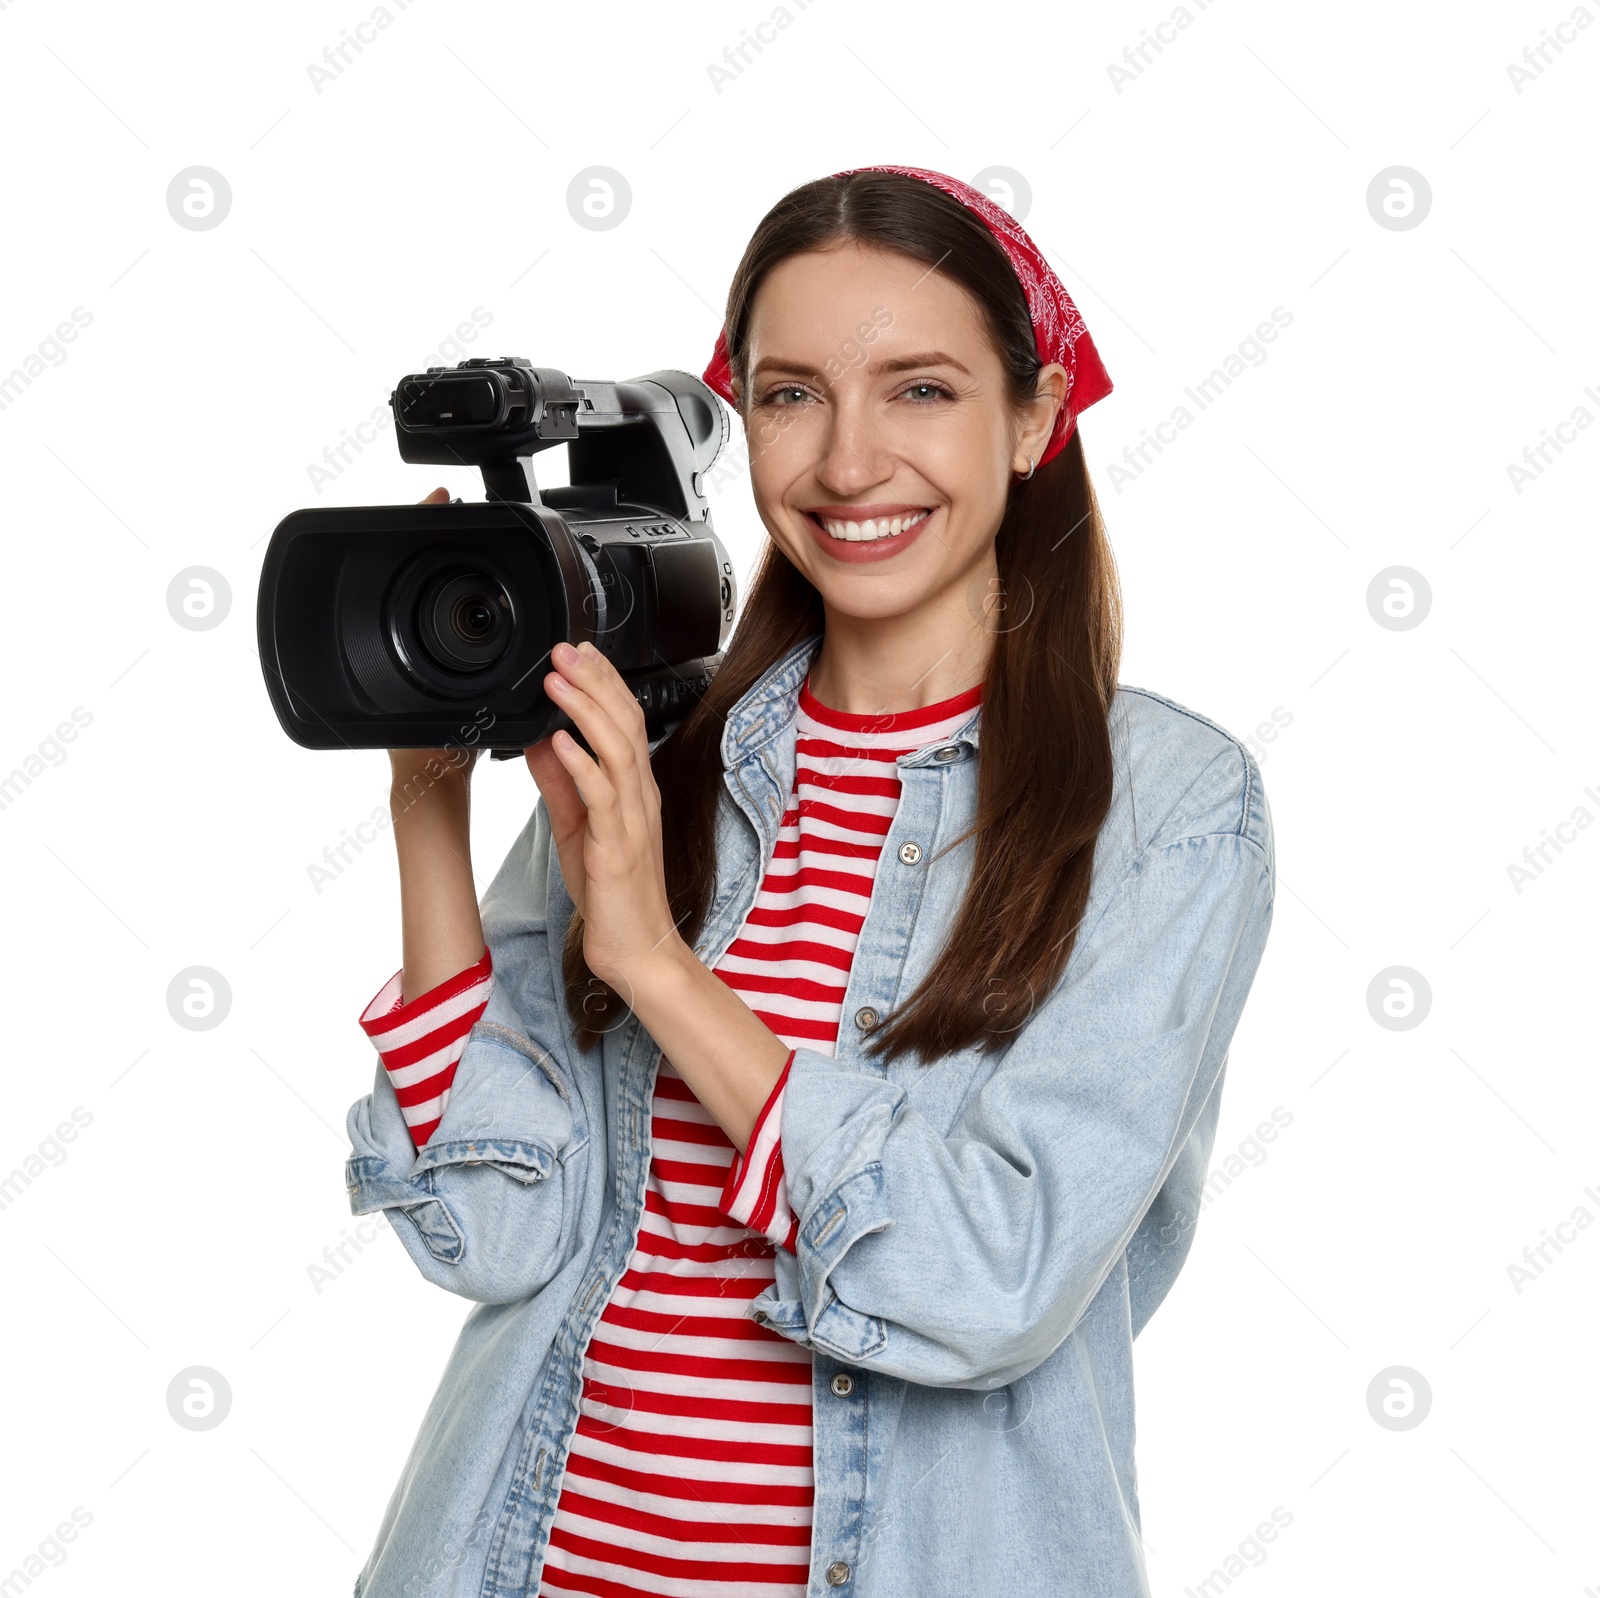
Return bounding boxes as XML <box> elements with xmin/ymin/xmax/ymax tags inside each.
<box><xmin>1017</xmin><ymin>453</ymin><xmax>1036</xmax><ymax>481</ymax></box>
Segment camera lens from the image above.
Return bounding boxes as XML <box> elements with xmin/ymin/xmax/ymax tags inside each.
<box><xmin>453</xmin><ymin>595</ymin><xmax>495</xmax><ymax>640</ymax></box>
<box><xmin>418</xmin><ymin>570</ymin><xmax>513</xmax><ymax>672</ymax></box>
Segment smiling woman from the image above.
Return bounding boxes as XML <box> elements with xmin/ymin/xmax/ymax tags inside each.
<box><xmin>633</xmin><ymin>165</ymin><xmax>1120</xmax><ymax>1067</ymax></box>
<box><xmin>342</xmin><ymin>165</ymin><xmax>1276</xmax><ymax>1598</ymax></box>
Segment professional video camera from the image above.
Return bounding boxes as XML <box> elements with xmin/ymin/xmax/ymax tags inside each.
<box><xmin>257</xmin><ymin>357</ymin><xmax>737</xmax><ymax>757</ymax></box>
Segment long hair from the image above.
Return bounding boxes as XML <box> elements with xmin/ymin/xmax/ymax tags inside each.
<box><xmin>563</xmin><ymin>171</ymin><xmax>1123</xmax><ymax>1063</ymax></box>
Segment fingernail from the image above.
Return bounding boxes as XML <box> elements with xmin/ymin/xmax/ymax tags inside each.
<box><xmin>553</xmin><ymin>641</ymin><xmax>576</xmax><ymax>663</ymax></box>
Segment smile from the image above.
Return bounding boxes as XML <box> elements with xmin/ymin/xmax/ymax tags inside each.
<box><xmin>808</xmin><ymin>509</ymin><xmax>932</xmax><ymax>543</ymax></box>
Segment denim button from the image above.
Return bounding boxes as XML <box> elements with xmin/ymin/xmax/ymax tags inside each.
<box><xmin>825</xmin><ymin>1562</ymin><xmax>851</xmax><ymax>1585</ymax></box>
<box><xmin>897</xmin><ymin>841</ymin><xmax>922</xmax><ymax>865</ymax></box>
<box><xmin>831</xmin><ymin>1373</ymin><xmax>855</xmax><ymax>1397</ymax></box>
<box><xmin>854</xmin><ymin>1006</ymin><xmax>879</xmax><ymax>1032</ymax></box>
<box><xmin>933</xmin><ymin>745</ymin><xmax>959</xmax><ymax>762</ymax></box>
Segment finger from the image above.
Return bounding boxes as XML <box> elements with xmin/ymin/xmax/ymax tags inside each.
<box><xmin>549</xmin><ymin>643</ymin><xmax>657</xmax><ymax>814</ymax></box>
<box><xmin>543</xmin><ymin>669</ymin><xmax>642</xmax><ymax>820</ymax></box>
<box><xmin>524</xmin><ymin>737</ymin><xmax>588</xmax><ymax>847</ymax></box>
<box><xmin>525</xmin><ymin>738</ymin><xmax>590</xmax><ymax>919</ymax></box>
<box><xmin>418</xmin><ymin>486</ymin><xmax>450</xmax><ymax>504</ymax></box>
<box><xmin>566</xmin><ymin>642</ymin><xmax>649</xmax><ymax>743</ymax></box>
<box><xmin>544</xmin><ymin>722</ymin><xmax>620</xmax><ymax>823</ymax></box>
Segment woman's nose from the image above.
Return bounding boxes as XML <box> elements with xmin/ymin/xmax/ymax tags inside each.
<box><xmin>813</xmin><ymin>396</ymin><xmax>892</xmax><ymax>496</ymax></box>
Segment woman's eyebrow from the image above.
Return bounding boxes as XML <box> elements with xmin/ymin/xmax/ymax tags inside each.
<box><xmin>867</xmin><ymin>352</ymin><xmax>973</xmax><ymax>376</ymax></box>
<box><xmin>750</xmin><ymin>350</ymin><xmax>973</xmax><ymax>379</ymax></box>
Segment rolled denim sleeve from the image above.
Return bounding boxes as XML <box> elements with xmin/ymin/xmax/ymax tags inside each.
<box><xmin>344</xmin><ymin>797</ymin><xmax>590</xmax><ymax>1305</ymax></box>
<box><xmin>747</xmin><ymin>826</ymin><xmax>1275</xmax><ymax>1389</ymax></box>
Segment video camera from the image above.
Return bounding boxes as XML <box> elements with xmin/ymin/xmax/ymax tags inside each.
<box><xmin>256</xmin><ymin>357</ymin><xmax>737</xmax><ymax>758</ymax></box>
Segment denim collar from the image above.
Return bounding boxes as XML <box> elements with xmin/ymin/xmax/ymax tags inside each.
<box><xmin>717</xmin><ymin>630</ymin><xmax>984</xmax><ymax>771</ymax></box>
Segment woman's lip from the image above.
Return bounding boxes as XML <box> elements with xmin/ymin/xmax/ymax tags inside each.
<box><xmin>803</xmin><ymin>507</ymin><xmax>936</xmax><ymax>563</ymax></box>
<box><xmin>806</xmin><ymin>504</ymin><xmax>933</xmax><ymax>521</ymax></box>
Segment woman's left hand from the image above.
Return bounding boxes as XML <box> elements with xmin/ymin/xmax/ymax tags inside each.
<box><xmin>523</xmin><ymin>640</ymin><xmax>683</xmax><ymax>994</ymax></box>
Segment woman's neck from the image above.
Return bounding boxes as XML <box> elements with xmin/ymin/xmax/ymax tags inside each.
<box><xmin>804</xmin><ymin>603</ymin><xmax>991</xmax><ymax>716</ymax></box>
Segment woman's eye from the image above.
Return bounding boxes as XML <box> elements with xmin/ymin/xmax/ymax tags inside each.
<box><xmin>757</xmin><ymin>380</ymin><xmax>951</xmax><ymax>407</ymax></box>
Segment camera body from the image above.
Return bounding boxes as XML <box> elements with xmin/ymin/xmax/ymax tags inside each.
<box><xmin>256</xmin><ymin>358</ymin><xmax>737</xmax><ymax>756</ymax></box>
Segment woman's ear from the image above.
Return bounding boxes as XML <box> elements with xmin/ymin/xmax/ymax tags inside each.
<box><xmin>1015</xmin><ymin>362</ymin><xmax>1070</xmax><ymax>472</ymax></box>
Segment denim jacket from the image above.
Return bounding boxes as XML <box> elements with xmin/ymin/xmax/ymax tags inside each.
<box><xmin>344</xmin><ymin>628</ymin><xmax>1276</xmax><ymax>1598</ymax></box>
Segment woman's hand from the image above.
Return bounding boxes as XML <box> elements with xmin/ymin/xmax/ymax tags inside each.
<box><xmin>524</xmin><ymin>641</ymin><xmax>683</xmax><ymax>995</ymax></box>
<box><xmin>519</xmin><ymin>645</ymin><xmax>788</xmax><ymax>1163</ymax></box>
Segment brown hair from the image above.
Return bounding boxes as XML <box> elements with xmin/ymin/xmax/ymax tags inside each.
<box><xmin>562</xmin><ymin>170</ymin><xmax>1123</xmax><ymax>1063</ymax></box>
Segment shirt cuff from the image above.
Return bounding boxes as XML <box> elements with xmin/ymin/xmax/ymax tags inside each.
<box><xmin>720</xmin><ymin>1048</ymin><xmax>800</xmax><ymax>1254</ymax></box>
<box><xmin>359</xmin><ymin>947</ymin><xmax>494</xmax><ymax>1150</ymax></box>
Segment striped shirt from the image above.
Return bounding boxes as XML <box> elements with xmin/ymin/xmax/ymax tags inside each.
<box><xmin>359</xmin><ymin>669</ymin><xmax>983</xmax><ymax>1597</ymax></box>
<box><xmin>358</xmin><ymin>951</ymin><xmax>495</xmax><ymax>1148</ymax></box>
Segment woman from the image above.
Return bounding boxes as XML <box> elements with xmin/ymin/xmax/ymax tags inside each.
<box><xmin>345</xmin><ymin>165</ymin><xmax>1276</xmax><ymax>1598</ymax></box>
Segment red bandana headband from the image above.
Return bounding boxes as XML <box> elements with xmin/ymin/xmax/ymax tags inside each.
<box><xmin>701</xmin><ymin>163</ymin><xmax>1112</xmax><ymax>467</ymax></box>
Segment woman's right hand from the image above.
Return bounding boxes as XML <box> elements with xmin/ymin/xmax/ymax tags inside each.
<box><xmin>384</xmin><ymin>488</ymin><xmax>489</xmax><ymax>1004</ymax></box>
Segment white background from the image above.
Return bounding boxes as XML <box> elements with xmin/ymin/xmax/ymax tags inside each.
<box><xmin>0</xmin><ymin>0</ymin><xmax>1595</xmax><ymax>1592</ymax></box>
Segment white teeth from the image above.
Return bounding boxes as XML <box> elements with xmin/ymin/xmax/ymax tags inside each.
<box><xmin>817</xmin><ymin>510</ymin><xmax>931</xmax><ymax>542</ymax></box>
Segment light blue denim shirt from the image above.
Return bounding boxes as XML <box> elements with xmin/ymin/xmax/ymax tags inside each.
<box><xmin>344</xmin><ymin>628</ymin><xmax>1275</xmax><ymax>1598</ymax></box>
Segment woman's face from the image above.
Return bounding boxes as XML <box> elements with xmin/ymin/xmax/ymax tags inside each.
<box><xmin>739</xmin><ymin>240</ymin><xmax>1065</xmax><ymax>624</ymax></box>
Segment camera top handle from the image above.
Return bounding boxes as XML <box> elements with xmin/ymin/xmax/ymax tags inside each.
<box><xmin>391</xmin><ymin>357</ymin><xmax>729</xmax><ymax>525</ymax></box>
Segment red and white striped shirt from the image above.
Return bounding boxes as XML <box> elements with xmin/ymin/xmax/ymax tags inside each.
<box><xmin>359</xmin><ymin>669</ymin><xmax>982</xmax><ymax>1597</ymax></box>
